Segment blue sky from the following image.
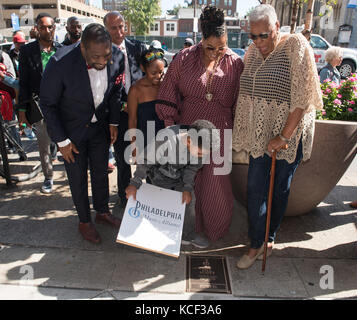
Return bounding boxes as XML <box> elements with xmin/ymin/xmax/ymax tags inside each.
<box><xmin>161</xmin><ymin>0</ymin><xmax>260</xmax><ymax>16</ymax></box>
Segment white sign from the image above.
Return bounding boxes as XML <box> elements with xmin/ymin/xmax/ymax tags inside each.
<box><xmin>116</xmin><ymin>183</ymin><xmax>186</xmax><ymax>258</ymax></box>
<box><xmin>193</xmin><ymin>17</ymin><xmax>198</xmax><ymax>33</ymax></box>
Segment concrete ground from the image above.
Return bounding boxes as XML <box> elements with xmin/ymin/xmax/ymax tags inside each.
<box><xmin>0</xmin><ymin>136</ymin><xmax>356</xmax><ymax>300</ymax></box>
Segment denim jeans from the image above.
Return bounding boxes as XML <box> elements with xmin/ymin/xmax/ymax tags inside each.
<box><xmin>247</xmin><ymin>140</ymin><xmax>303</xmax><ymax>249</ymax></box>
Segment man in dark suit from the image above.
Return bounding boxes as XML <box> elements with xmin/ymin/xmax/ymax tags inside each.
<box><xmin>18</xmin><ymin>13</ymin><xmax>62</xmax><ymax>194</ymax></box>
<box><xmin>40</xmin><ymin>24</ymin><xmax>125</xmax><ymax>244</ymax></box>
<box><xmin>104</xmin><ymin>11</ymin><xmax>146</xmax><ymax>208</ymax></box>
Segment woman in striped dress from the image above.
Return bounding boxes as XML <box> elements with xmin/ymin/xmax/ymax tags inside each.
<box><xmin>155</xmin><ymin>5</ymin><xmax>244</xmax><ymax>247</ymax></box>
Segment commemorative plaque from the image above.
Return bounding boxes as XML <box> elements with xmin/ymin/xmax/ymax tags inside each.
<box><xmin>186</xmin><ymin>255</ymin><xmax>231</xmax><ymax>294</ymax></box>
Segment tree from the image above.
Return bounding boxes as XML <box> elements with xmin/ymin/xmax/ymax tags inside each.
<box><xmin>123</xmin><ymin>0</ymin><xmax>161</xmax><ymax>35</ymax></box>
<box><xmin>304</xmin><ymin>0</ymin><xmax>315</xmax><ymax>30</ymax></box>
<box><xmin>290</xmin><ymin>0</ymin><xmax>300</xmax><ymax>33</ymax></box>
<box><xmin>167</xmin><ymin>4</ymin><xmax>183</xmax><ymax>16</ymax></box>
<box><xmin>274</xmin><ymin>0</ymin><xmax>338</xmax><ymax>34</ymax></box>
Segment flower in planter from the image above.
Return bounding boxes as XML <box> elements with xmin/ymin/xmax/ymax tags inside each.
<box><xmin>316</xmin><ymin>73</ymin><xmax>357</xmax><ymax>121</ymax></box>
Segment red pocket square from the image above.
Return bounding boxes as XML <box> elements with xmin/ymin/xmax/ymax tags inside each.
<box><xmin>115</xmin><ymin>74</ymin><xmax>125</xmax><ymax>85</ymax></box>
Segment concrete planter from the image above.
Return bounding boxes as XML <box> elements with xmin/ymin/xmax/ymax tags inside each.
<box><xmin>231</xmin><ymin>120</ymin><xmax>357</xmax><ymax>216</ymax></box>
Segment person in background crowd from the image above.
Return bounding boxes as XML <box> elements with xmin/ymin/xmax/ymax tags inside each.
<box><xmin>29</xmin><ymin>27</ymin><xmax>39</xmax><ymax>41</ymax></box>
<box><xmin>40</xmin><ymin>24</ymin><xmax>125</xmax><ymax>244</ymax></box>
<box><xmin>0</xmin><ymin>59</ymin><xmax>26</xmax><ymax>160</ymax></box>
<box><xmin>319</xmin><ymin>46</ymin><xmax>343</xmax><ymax>85</ymax></box>
<box><xmin>232</xmin><ymin>4</ymin><xmax>323</xmax><ymax>269</ymax></box>
<box><xmin>0</xmin><ymin>48</ymin><xmax>16</xmax><ymax>78</ymax></box>
<box><xmin>183</xmin><ymin>38</ymin><xmax>194</xmax><ymax>48</ymax></box>
<box><xmin>62</xmin><ymin>16</ymin><xmax>82</xmax><ymax>46</ymax></box>
<box><xmin>9</xmin><ymin>31</ymin><xmax>26</xmax><ymax>78</ymax></box>
<box><xmin>103</xmin><ymin>11</ymin><xmax>147</xmax><ymax>208</ymax></box>
<box><xmin>156</xmin><ymin>5</ymin><xmax>244</xmax><ymax>248</ymax></box>
<box><xmin>18</xmin><ymin>12</ymin><xmax>63</xmax><ymax>194</ymax></box>
<box><xmin>173</xmin><ymin>38</ymin><xmax>195</xmax><ymax>60</ymax></box>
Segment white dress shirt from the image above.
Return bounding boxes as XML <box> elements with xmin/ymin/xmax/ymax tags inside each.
<box><xmin>88</xmin><ymin>66</ymin><xmax>108</xmax><ymax>123</ymax></box>
<box><xmin>57</xmin><ymin>66</ymin><xmax>108</xmax><ymax>148</ymax></box>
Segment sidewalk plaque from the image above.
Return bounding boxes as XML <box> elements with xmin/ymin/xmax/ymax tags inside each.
<box><xmin>116</xmin><ymin>183</ymin><xmax>186</xmax><ymax>258</ymax></box>
<box><xmin>186</xmin><ymin>255</ymin><xmax>231</xmax><ymax>294</ymax></box>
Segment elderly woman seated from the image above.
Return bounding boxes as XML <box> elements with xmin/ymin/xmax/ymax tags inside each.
<box><xmin>319</xmin><ymin>46</ymin><xmax>343</xmax><ymax>84</ymax></box>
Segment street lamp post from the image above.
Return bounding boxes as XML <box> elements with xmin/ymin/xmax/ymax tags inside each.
<box><xmin>193</xmin><ymin>0</ymin><xmax>197</xmax><ymax>44</ymax></box>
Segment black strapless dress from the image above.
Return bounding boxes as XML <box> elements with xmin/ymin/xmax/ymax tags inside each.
<box><xmin>137</xmin><ymin>100</ymin><xmax>165</xmax><ymax>148</ymax></box>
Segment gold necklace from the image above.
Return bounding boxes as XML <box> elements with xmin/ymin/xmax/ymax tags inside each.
<box><xmin>205</xmin><ymin>55</ymin><xmax>221</xmax><ymax>102</ymax></box>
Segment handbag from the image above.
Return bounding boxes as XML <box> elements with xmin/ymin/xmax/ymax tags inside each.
<box><xmin>232</xmin><ymin>149</ymin><xmax>249</xmax><ymax>165</ymax></box>
<box><xmin>25</xmin><ymin>95</ymin><xmax>43</xmax><ymax>125</ymax></box>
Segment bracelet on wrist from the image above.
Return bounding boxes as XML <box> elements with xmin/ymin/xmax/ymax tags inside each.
<box><xmin>279</xmin><ymin>134</ymin><xmax>290</xmax><ymax>143</ymax></box>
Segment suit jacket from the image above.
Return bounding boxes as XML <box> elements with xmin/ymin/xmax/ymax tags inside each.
<box><xmin>39</xmin><ymin>44</ymin><xmax>125</xmax><ymax>146</ymax></box>
<box><xmin>121</xmin><ymin>38</ymin><xmax>146</xmax><ymax>102</ymax></box>
<box><xmin>18</xmin><ymin>40</ymin><xmax>63</xmax><ymax>111</ymax></box>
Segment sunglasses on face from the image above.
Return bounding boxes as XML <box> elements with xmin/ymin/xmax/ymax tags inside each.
<box><xmin>249</xmin><ymin>31</ymin><xmax>272</xmax><ymax>40</ymax></box>
<box><xmin>145</xmin><ymin>51</ymin><xmax>164</xmax><ymax>61</ymax></box>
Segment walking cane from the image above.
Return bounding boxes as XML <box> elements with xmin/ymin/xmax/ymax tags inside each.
<box><xmin>262</xmin><ymin>151</ymin><xmax>276</xmax><ymax>273</ymax></box>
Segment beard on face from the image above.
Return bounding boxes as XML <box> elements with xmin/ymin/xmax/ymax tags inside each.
<box><xmin>69</xmin><ymin>30</ymin><xmax>81</xmax><ymax>41</ymax></box>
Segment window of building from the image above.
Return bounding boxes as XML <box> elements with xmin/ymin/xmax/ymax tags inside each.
<box><xmin>166</xmin><ymin>23</ymin><xmax>175</xmax><ymax>32</ymax></box>
<box><xmin>228</xmin><ymin>9</ymin><xmax>232</xmax><ymax>16</ymax></box>
<box><xmin>33</xmin><ymin>4</ymin><xmax>57</xmax><ymax>9</ymax></box>
<box><xmin>150</xmin><ymin>23</ymin><xmax>159</xmax><ymax>32</ymax></box>
<box><xmin>3</xmin><ymin>4</ymin><xmax>57</xmax><ymax>10</ymax></box>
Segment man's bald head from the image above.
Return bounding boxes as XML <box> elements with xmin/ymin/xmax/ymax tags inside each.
<box><xmin>103</xmin><ymin>11</ymin><xmax>126</xmax><ymax>46</ymax></box>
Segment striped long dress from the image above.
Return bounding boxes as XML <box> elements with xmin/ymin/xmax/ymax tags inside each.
<box><xmin>155</xmin><ymin>43</ymin><xmax>244</xmax><ymax>241</ymax></box>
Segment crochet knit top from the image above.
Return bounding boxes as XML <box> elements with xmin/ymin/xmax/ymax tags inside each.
<box><xmin>232</xmin><ymin>33</ymin><xmax>323</xmax><ymax>163</ymax></box>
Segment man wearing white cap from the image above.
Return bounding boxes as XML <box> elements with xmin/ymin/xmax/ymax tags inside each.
<box><xmin>184</xmin><ymin>38</ymin><xmax>194</xmax><ymax>48</ymax></box>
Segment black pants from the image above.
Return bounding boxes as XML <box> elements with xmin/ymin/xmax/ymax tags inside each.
<box><xmin>113</xmin><ymin>111</ymin><xmax>131</xmax><ymax>201</ymax></box>
<box><xmin>64</xmin><ymin>123</ymin><xmax>110</xmax><ymax>223</ymax></box>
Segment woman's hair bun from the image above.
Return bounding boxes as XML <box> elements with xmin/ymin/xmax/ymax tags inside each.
<box><xmin>200</xmin><ymin>5</ymin><xmax>226</xmax><ymax>39</ymax></box>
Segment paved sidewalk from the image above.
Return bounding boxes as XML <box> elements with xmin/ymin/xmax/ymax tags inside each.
<box><xmin>0</xmin><ymin>140</ymin><xmax>356</xmax><ymax>300</ymax></box>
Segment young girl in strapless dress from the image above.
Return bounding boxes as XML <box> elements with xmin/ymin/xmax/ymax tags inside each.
<box><xmin>127</xmin><ymin>47</ymin><xmax>165</xmax><ymax>156</ymax></box>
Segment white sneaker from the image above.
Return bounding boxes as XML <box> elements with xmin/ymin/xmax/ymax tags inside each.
<box><xmin>41</xmin><ymin>179</ymin><xmax>53</xmax><ymax>194</ymax></box>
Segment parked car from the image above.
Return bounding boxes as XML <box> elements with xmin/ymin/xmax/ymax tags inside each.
<box><xmin>309</xmin><ymin>34</ymin><xmax>357</xmax><ymax>78</ymax></box>
<box><xmin>230</xmin><ymin>48</ymin><xmax>245</xmax><ymax>59</ymax></box>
